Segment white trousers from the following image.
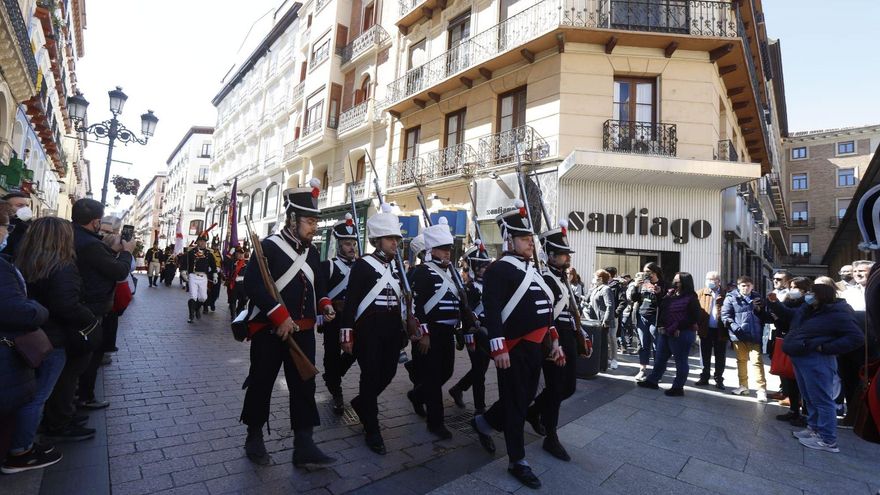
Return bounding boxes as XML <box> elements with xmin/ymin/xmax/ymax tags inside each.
<box><xmin>148</xmin><ymin>261</ymin><xmax>161</xmax><ymax>277</ymax></box>
<box><xmin>189</xmin><ymin>273</ymin><xmax>208</xmax><ymax>301</ymax></box>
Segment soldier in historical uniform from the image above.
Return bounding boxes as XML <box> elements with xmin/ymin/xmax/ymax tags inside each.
<box><xmin>240</xmin><ymin>179</ymin><xmax>336</xmax><ymax>468</ymax></box>
<box><xmin>340</xmin><ymin>203</ymin><xmax>406</xmax><ymax>455</ymax></box>
<box><xmin>226</xmin><ymin>247</ymin><xmax>248</xmax><ymax>320</ymax></box>
<box><xmin>402</xmin><ymin>233</ymin><xmax>426</xmax><ymax>379</ymax></box>
<box><xmin>204</xmin><ymin>237</ymin><xmax>224</xmax><ymax>312</ymax></box>
<box><xmin>321</xmin><ymin>213</ymin><xmax>359</xmax><ymax>414</ymax></box>
<box><xmin>526</xmin><ymin>220</ymin><xmax>580</xmax><ymax>462</ymax></box>
<box><xmin>184</xmin><ymin>233</ymin><xmax>218</xmax><ymax>323</ymax></box>
<box><xmin>470</xmin><ymin>200</ymin><xmax>563</xmax><ymax>489</ymax></box>
<box><xmin>145</xmin><ymin>241</ymin><xmax>163</xmax><ymax>287</ymax></box>
<box><xmin>161</xmin><ymin>245</ymin><xmax>177</xmax><ymax>286</ymax></box>
<box><xmin>407</xmin><ymin>217</ymin><xmax>464</xmax><ymax>439</ymax></box>
<box><xmin>448</xmin><ymin>239</ymin><xmax>493</xmax><ymax>416</ymax></box>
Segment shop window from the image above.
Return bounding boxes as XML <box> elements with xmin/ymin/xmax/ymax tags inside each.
<box><xmin>791</xmin><ymin>235</ymin><xmax>809</xmax><ymax>255</ymax></box>
<box><xmin>791</xmin><ymin>173</ymin><xmax>807</xmax><ymax>190</ymax></box>
<box><xmin>838</xmin><ymin>168</ymin><xmax>857</xmax><ymax>187</ymax></box>
<box><xmin>791</xmin><ymin>146</ymin><xmax>807</xmax><ymax>160</ymax></box>
<box><xmin>837</xmin><ymin>141</ymin><xmax>855</xmax><ymax>155</ymax></box>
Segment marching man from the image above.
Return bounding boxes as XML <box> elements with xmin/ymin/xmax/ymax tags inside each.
<box><xmin>240</xmin><ymin>179</ymin><xmax>336</xmax><ymax>468</ymax></box>
<box><xmin>145</xmin><ymin>241</ymin><xmax>163</xmax><ymax>287</ymax></box>
<box><xmin>226</xmin><ymin>247</ymin><xmax>248</xmax><ymax>320</ymax></box>
<box><xmin>184</xmin><ymin>233</ymin><xmax>218</xmax><ymax>323</ymax></box>
<box><xmin>321</xmin><ymin>214</ymin><xmax>359</xmax><ymax>414</ymax></box>
<box><xmin>528</xmin><ymin>220</ymin><xmax>581</xmax><ymax>461</ymax></box>
<box><xmin>470</xmin><ymin>200</ymin><xmax>562</xmax><ymax>489</ymax></box>
<box><xmin>448</xmin><ymin>239</ymin><xmax>493</xmax><ymax>418</ymax></box>
<box><xmin>340</xmin><ymin>204</ymin><xmax>406</xmax><ymax>455</ymax></box>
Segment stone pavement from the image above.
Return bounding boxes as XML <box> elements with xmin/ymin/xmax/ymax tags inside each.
<box><xmin>6</xmin><ymin>273</ymin><xmax>880</xmax><ymax>494</ymax></box>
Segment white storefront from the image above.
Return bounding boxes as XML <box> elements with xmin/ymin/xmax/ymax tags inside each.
<box><xmin>558</xmin><ymin>150</ymin><xmax>761</xmax><ymax>281</ymax></box>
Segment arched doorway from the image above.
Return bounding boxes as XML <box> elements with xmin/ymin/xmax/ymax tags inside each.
<box><xmin>355</xmin><ymin>76</ymin><xmax>370</xmax><ymax>105</ymax></box>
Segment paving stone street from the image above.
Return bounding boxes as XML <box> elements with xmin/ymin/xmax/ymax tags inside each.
<box><xmin>6</xmin><ymin>273</ymin><xmax>880</xmax><ymax>495</ymax></box>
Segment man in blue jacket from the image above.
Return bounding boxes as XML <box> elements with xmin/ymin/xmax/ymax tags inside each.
<box><xmin>721</xmin><ymin>276</ymin><xmax>769</xmax><ymax>402</ymax></box>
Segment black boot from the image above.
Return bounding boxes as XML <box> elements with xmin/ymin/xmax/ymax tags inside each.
<box><xmin>292</xmin><ymin>428</ymin><xmax>335</xmax><ymax>467</ymax></box>
<box><xmin>542</xmin><ymin>433</ymin><xmax>570</xmax><ymax>461</ymax></box>
<box><xmin>187</xmin><ymin>300</ymin><xmax>196</xmax><ymax>323</ymax></box>
<box><xmin>407</xmin><ymin>390</ymin><xmax>426</xmax><ymax>417</ymax></box>
<box><xmin>448</xmin><ymin>386</ymin><xmax>465</xmax><ymax>408</ymax></box>
<box><xmin>244</xmin><ymin>426</ymin><xmax>270</xmax><ymax>465</ymax></box>
<box><xmin>331</xmin><ymin>393</ymin><xmax>345</xmax><ymax>415</ymax></box>
<box><xmin>526</xmin><ymin>405</ymin><xmax>546</xmax><ymax>436</ymax></box>
<box><xmin>194</xmin><ymin>301</ymin><xmax>202</xmax><ymax>320</ymax></box>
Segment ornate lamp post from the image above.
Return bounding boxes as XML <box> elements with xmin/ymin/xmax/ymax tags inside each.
<box><xmin>67</xmin><ymin>87</ymin><xmax>158</xmax><ymax>205</ymax></box>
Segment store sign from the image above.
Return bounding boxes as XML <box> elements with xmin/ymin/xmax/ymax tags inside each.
<box><xmin>399</xmin><ymin>216</ymin><xmax>420</xmax><ymax>239</ymax></box>
<box><xmin>430</xmin><ymin>210</ymin><xmax>467</xmax><ymax>236</ymax></box>
<box><xmin>568</xmin><ymin>208</ymin><xmax>712</xmax><ymax>245</ymax></box>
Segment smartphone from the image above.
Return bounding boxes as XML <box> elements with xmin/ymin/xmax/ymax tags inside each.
<box><xmin>121</xmin><ymin>224</ymin><xmax>135</xmax><ymax>242</ymax></box>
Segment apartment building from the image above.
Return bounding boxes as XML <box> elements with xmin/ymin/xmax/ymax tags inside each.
<box><xmin>160</xmin><ymin>126</ymin><xmax>214</xmax><ymax>246</ymax></box>
<box><xmin>131</xmin><ymin>173</ymin><xmax>167</xmax><ymax>248</ymax></box>
<box><xmin>0</xmin><ymin>0</ymin><xmax>90</xmax><ymax>218</ymax></box>
<box><xmin>207</xmin><ymin>0</ymin><xmax>787</xmax><ymax>282</ymax></box>
<box><xmin>778</xmin><ymin>124</ymin><xmax>880</xmax><ymax>277</ymax></box>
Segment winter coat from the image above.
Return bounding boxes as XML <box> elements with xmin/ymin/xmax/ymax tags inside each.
<box><xmin>73</xmin><ymin>224</ymin><xmax>133</xmax><ymax>316</ymax></box>
<box><xmin>659</xmin><ymin>292</ymin><xmax>700</xmax><ymax>333</ymax></box>
<box><xmin>696</xmin><ymin>287</ymin><xmax>726</xmax><ymax>339</ymax></box>
<box><xmin>777</xmin><ymin>300</ymin><xmax>863</xmax><ymax>357</ymax></box>
<box><xmin>26</xmin><ymin>263</ymin><xmax>99</xmax><ymax>348</ymax></box>
<box><xmin>721</xmin><ymin>290</ymin><xmax>767</xmax><ymax>343</ymax></box>
<box><xmin>588</xmin><ymin>284</ymin><xmax>615</xmax><ymax>327</ymax></box>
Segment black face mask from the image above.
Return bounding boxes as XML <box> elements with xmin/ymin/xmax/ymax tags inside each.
<box><xmin>843</xmin><ymin>274</ymin><xmax>854</xmax><ymax>282</ymax></box>
<box><xmin>672</xmin><ymin>282</ymin><xmax>682</xmax><ymax>291</ymax></box>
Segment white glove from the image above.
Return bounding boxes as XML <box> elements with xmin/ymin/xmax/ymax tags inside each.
<box><xmin>182</xmin><ymin>272</ymin><xmax>189</xmax><ymax>282</ymax></box>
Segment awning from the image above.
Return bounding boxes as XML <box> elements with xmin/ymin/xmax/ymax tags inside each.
<box><xmin>559</xmin><ymin>150</ymin><xmax>761</xmax><ymax>190</ymax></box>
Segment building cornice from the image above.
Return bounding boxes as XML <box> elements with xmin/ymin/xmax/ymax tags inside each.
<box><xmin>166</xmin><ymin>126</ymin><xmax>215</xmax><ymax>165</ymax></box>
<box><xmin>785</xmin><ymin>124</ymin><xmax>880</xmax><ymax>143</ymax></box>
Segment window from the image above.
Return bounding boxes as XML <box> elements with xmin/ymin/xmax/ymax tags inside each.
<box><xmin>791</xmin><ymin>201</ymin><xmax>808</xmax><ymax>223</ymax></box>
<box><xmin>613</xmin><ymin>77</ymin><xmax>655</xmax><ymax>124</ymax></box>
<box><xmin>404</xmin><ymin>126</ymin><xmax>420</xmax><ymax>160</ymax></box>
<box><xmin>311</xmin><ymin>32</ymin><xmax>331</xmax><ymax>68</ymax></box>
<box><xmin>195</xmin><ymin>194</ymin><xmax>205</xmax><ymax>209</ymax></box>
<box><xmin>791</xmin><ymin>173</ymin><xmax>807</xmax><ymax>190</ymax></box>
<box><xmin>251</xmin><ymin>189</ymin><xmax>264</xmax><ymax>220</ymax></box>
<box><xmin>239</xmin><ymin>198</ymin><xmax>249</xmax><ymax>222</ymax></box>
<box><xmin>446</xmin><ymin>11</ymin><xmax>471</xmax><ymax>73</ymax></box>
<box><xmin>837</xmin><ymin>141</ymin><xmax>855</xmax><ymax>155</ymax></box>
<box><xmin>838</xmin><ymin>168</ymin><xmax>857</xmax><ymax>187</ymax></box>
<box><xmin>362</xmin><ymin>3</ymin><xmax>375</xmax><ymax>31</ymax></box>
<box><xmin>498</xmin><ymin>86</ymin><xmax>527</xmax><ymax>133</ymax></box>
<box><xmin>791</xmin><ymin>235</ymin><xmax>809</xmax><ymax>255</ymax></box>
<box><xmin>837</xmin><ymin>198</ymin><xmax>851</xmax><ymax>219</ymax></box>
<box><xmin>444</xmin><ymin>109</ymin><xmax>466</xmax><ymax>148</ymax></box>
<box><xmin>406</xmin><ymin>39</ymin><xmax>427</xmax><ymax>93</ymax></box>
<box><xmin>304</xmin><ymin>91</ymin><xmax>325</xmax><ymax>135</ymax></box>
<box><xmin>200</xmin><ymin>142</ymin><xmax>212</xmax><ymax>158</ymax></box>
<box><xmin>265</xmin><ymin>183</ymin><xmax>279</xmax><ymax>219</ymax></box>
<box><xmin>189</xmin><ymin>220</ymin><xmax>204</xmax><ymax>236</ymax></box>
<box><xmin>355</xmin><ymin>156</ymin><xmax>366</xmax><ymax>182</ymax></box>
<box><xmin>197</xmin><ymin>167</ymin><xmax>209</xmax><ymax>183</ymax></box>
<box><xmin>791</xmin><ymin>146</ymin><xmax>807</xmax><ymax>160</ymax></box>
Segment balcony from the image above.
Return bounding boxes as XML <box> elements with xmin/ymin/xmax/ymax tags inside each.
<box><xmin>1</xmin><ymin>0</ymin><xmax>39</xmax><ymax>101</ymax></box>
<box><xmin>396</xmin><ymin>0</ymin><xmax>448</xmax><ymax>33</ymax></box>
<box><xmin>283</xmin><ymin>139</ymin><xmax>300</xmax><ymax>162</ymax></box>
<box><xmin>388</xmin><ymin>143</ymin><xmax>479</xmax><ymax>188</ymax></box>
<box><xmin>479</xmin><ymin>125</ymin><xmax>551</xmax><ymax>168</ymax></box>
<box><xmin>309</xmin><ymin>43</ymin><xmax>331</xmax><ymax>73</ymax></box>
<box><xmin>317</xmin><ymin>190</ymin><xmax>329</xmax><ymax>208</ymax></box>
<box><xmin>346</xmin><ymin>180</ymin><xmax>367</xmax><ymax>203</ymax></box>
<box><xmin>290</xmin><ymin>81</ymin><xmax>305</xmax><ymax>108</ymax></box>
<box><xmin>717</xmin><ymin>139</ymin><xmax>738</xmax><ymax>162</ymax></box>
<box><xmin>782</xmin><ymin>253</ymin><xmax>820</xmax><ymax>266</ymax></box>
<box><xmin>603</xmin><ymin>120</ymin><xmax>677</xmax><ymax>157</ymax></box>
<box><xmin>340</xmin><ymin>25</ymin><xmax>391</xmax><ymax>66</ymax></box>
<box><xmin>190</xmin><ymin>205</ymin><xmax>206</xmax><ymax>213</ymax></box>
<box><xmin>789</xmin><ymin>217</ymin><xmax>815</xmax><ymax>230</ymax></box>
<box><xmin>303</xmin><ymin>118</ymin><xmax>324</xmax><ymax>137</ymax></box>
<box><xmin>337</xmin><ymin>99</ymin><xmax>371</xmax><ymax>135</ymax></box>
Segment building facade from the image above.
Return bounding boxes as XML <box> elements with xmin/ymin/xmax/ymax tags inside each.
<box><xmin>780</xmin><ymin>124</ymin><xmax>880</xmax><ymax>277</ymax></box>
<box><xmin>207</xmin><ymin>0</ymin><xmax>787</xmax><ymax>283</ymax></box>
<box><xmin>0</xmin><ymin>0</ymin><xmax>89</xmax><ymax>218</ymax></box>
<box><xmin>160</xmin><ymin>126</ymin><xmax>214</xmax><ymax>247</ymax></box>
<box><xmin>132</xmin><ymin>173</ymin><xmax>167</xmax><ymax>248</ymax></box>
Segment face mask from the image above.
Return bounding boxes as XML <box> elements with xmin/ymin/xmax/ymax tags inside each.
<box><xmin>592</xmin><ymin>277</ymin><xmax>599</xmax><ymax>284</ymax></box>
<box><xmin>673</xmin><ymin>282</ymin><xmax>681</xmax><ymax>290</ymax></box>
<box><xmin>804</xmin><ymin>294</ymin><xmax>816</xmax><ymax>305</ymax></box>
<box><xmin>843</xmin><ymin>274</ymin><xmax>854</xmax><ymax>282</ymax></box>
<box><xmin>787</xmin><ymin>289</ymin><xmax>802</xmax><ymax>300</ymax></box>
<box><xmin>15</xmin><ymin>206</ymin><xmax>33</xmax><ymax>222</ymax></box>
<box><xmin>706</xmin><ymin>280</ymin><xmax>717</xmax><ymax>289</ymax></box>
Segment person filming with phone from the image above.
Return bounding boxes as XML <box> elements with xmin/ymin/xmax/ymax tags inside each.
<box><xmin>721</xmin><ymin>276</ymin><xmax>770</xmax><ymax>402</ymax></box>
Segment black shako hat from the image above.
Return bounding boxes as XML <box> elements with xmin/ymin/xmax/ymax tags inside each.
<box><xmin>283</xmin><ymin>178</ymin><xmax>321</xmax><ymax>218</ymax></box>
<box><xmin>539</xmin><ymin>219</ymin><xmax>575</xmax><ymax>255</ymax></box>
<box><xmin>332</xmin><ymin>213</ymin><xmax>358</xmax><ymax>240</ymax></box>
<box><xmin>495</xmin><ymin>199</ymin><xmax>533</xmax><ymax>239</ymax></box>
<box><xmin>463</xmin><ymin>239</ymin><xmax>492</xmax><ymax>267</ymax></box>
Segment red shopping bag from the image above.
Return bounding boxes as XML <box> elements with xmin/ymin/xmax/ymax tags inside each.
<box><xmin>769</xmin><ymin>337</ymin><xmax>795</xmax><ymax>379</ymax></box>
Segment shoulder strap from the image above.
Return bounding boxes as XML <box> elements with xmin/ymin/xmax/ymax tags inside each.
<box><xmin>356</xmin><ymin>256</ymin><xmax>402</xmax><ymax>321</ymax></box>
<box><xmin>423</xmin><ymin>263</ymin><xmax>457</xmax><ymax>315</ymax></box>
<box><xmin>265</xmin><ymin>235</ymin><xmax>315</xmax><ymax>314</ymax></box>
<box><xmin>327</xmin><ymin>259</ymin><xmax>352</xmax><ymax>300</ymax></box>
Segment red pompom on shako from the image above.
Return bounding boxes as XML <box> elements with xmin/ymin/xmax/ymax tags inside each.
<box><xmin>345</xmin><ymin>212</ymin><xmax>354</xmax><ymax>227</ymax></box>
<box><xmin>310</xmin><ymin>178</ymin><xmax>321</xmax><ymax>198</ymax></box>
<box><xmin>515</xmin><ymin>199</ymin><xmax>526</xmax><ymax>218</ymax></box>
<box><xmin>559</xmin><ymin>218</ymin><xmax>568</xmax><ymax>237</ymax></box>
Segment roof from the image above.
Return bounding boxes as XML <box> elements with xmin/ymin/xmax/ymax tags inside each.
<box><xmin>787</xmin><ymin>124</ymin><xmax>880</xmax><ymax>140</ymax></box>
<box><xmin>822</xmin><ymin>143</ymin><xmax>880</xmax><ymax>265</ymax></box>
<box><xmin>166</xmin><ymin>126</ymin><xmax>215</xmax><ymax>165</ymax></box>
<box><xmin>137</xmin><ymin>173</ymin><xmax>167</xmax><ymax>201</ymax></box>
<box><xmin>211</xmin><ymin>3</ymin><xmax>302</xmax><ymax>107</ymax></box>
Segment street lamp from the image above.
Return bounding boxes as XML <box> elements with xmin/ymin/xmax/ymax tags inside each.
<box><xmin>67</xmin><ymin>87</ymin><xmax>158</xmax><ymax>205</ymax></box>
<box><xmin>114</xmin><ymin>194</ymin><xmax>121</xmax><ymax>206</ymax></box>
<box><xmin>85</xmin><ymin>190</ymin><xmax>93</xmax><ymax>199</ymax></box>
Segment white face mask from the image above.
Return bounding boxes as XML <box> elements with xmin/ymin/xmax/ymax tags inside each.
<box><xmin>592</xmin><ymin>277</ymin><xmax>599</xmax><ymax>285</ymax></box>
<box><xmin>788</xmin><ymin>289</ymin><xmax>802</xmax><ymax>300</ymax></box>
<box><xmin>15</xmin><ymin>206</ymin><xmax>33</xmax><ymax>222</ymax></box>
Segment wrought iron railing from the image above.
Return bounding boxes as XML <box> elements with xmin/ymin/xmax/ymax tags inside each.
<box><xmin>317</xmin><ymin>190</ymin><xmax>328</xmax><ymax>208</ymax></box>
<box><xmin>388</xmin><ymin>143</ymin><xmax>479</xmax><ymax>188</ymax></box>
<box><xmin>603</xmin><ymin>120</ymin><xmax>677</xmax><ymax>156</ymax></box>
<box><xmin>388</xmin><ymin>156</ymin><xmax>423</xmax><ymax>188</ymax></box>
<box><xmin>5</xmin><ymin>0</ymin><xmax>39</xmax><ymax>86</ymax></box>
<box><xmin>717</xmin><ymin>139</ymin><xmax>738</xmax><ymax>162</ymax></box>
<box><xmin>735</xmin><ymin>5</ymin><xmax>770</xmax><ymax>158</ymax></box>
<box><xmin>478</xmin><ymin>125</ymin><xmax>550</xmax><ymax>168</ymax></box>
<box><xmin>340</xmin><ymin>25</ymin><xmax>390</xmax><ymax>64</ymax></box>
<box><xmin>346</xmin><ymin>180</ymin><xmax>367</xmax><ymax>202</ymax></box>
<box><xmin>789</xmin><ymin>217</ymin><xmax>815</xmax><ymax>229</ymax></box>
<box><xmin>291</xmin><ymin>81</ymin><xmax>305</xmax><ymax>106</ymax></box>
<box><xmin>386</xmin><ymin>0</ymin><xmax>737</xmax><ymax>106</ymax></box>
<box><xmin>303</xmin><ymin>118</ymin><xmax>324</xmax><ymax>137</ymax></box>
<box><xmin>338</xmin><ymin>100</ymin><xmax>370</xmax><ymax>134</ymax></box>
<box><xmin>283</xmin><ymin>139</ymin><xmax>300</xmax><ymax>161</ymax></box>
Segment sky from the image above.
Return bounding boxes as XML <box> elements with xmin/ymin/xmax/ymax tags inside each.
<box><xmin>76</xmin><ymin>1</ymin><xmax>880</xmax><ymax>210</ymax></box>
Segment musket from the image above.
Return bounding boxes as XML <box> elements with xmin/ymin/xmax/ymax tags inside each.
<box><xmin>408</xmin><ymin>165</ymin><xmax>480</xmax><ymax>348</ymax></box>
<box><xmin>345</xmin><ymin>154</ymin><xmax>364</xmax><ymax>257</ymax></box>
<box><xmin>244</xmin><ymin>217</ymin><xmax>319</xmax><ymax>380</ymax></box>
<box><xmin>466</xmin><ymin>180</ymin><xmax>484</xmax><ymax>244</ymax></box>
<box><xmin>364</xmin><ymin>152</ymin><xmax>421</xmax><ymax>341</ymax></box>
<box><xmin>525</xmin><ymin>170</ymin><xmax>593</xmax><ymax>358</ymax></box>
<box><xmin>512</xmin><ymin>142</ymin><xmax>544</xmax><ymax>271</ymax></box>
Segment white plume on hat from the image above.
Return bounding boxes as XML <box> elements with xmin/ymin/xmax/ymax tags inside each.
<box><xmin>424</xmin><ymin>216</ymin><xmax>454</xmax><ymax>251</ymax></box>
<box><xmin>367</xmin><ymin>202</ymin><xmax>402</xmax><ymax>239</ymax></box>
